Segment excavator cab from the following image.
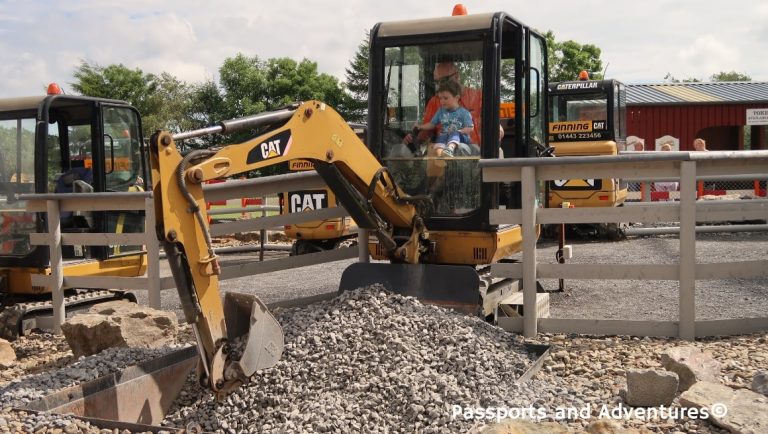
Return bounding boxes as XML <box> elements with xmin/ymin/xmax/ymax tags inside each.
<box><xmin>341</xmin><ymin>12</ymin><xmax>549</xmax><ymax>299</ymax></box>
<box><xmin>0</xmin><ymin>92</ymin><xmax>149</xmax><ymax>338</ymax></box>
<box><xmin>369</xmin><ymin>12</ymin><xmax>548</xmax><ymax>230</ymax></box>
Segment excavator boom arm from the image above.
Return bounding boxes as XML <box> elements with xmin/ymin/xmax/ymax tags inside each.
<box><xmin>148</xmin><ymin>101</ymin><xmax>425</xmax><ymax>396</ymax></box>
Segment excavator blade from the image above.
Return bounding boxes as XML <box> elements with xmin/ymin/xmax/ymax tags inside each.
<box><xmin>339</xmin><ymin>263</ymin><xmax>480</xmax><ymax>314</ymax></box>
<box><xmin>223</xmin><ymin>292</ymin><xmax>284</xmax><ymax>379</ymax></box>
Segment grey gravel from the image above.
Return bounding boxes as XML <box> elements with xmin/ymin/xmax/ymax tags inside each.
<box><xmin>541</xmin><ymin>230</ymin><xmax>768</xmax><ymax>320</ymax></box>
<box><xmin>161</xmin><ymin>286</ymin><xmax>571</xmax><ymax>434</ymax></box>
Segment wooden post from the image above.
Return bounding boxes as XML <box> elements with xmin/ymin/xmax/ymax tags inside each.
<box><xmin>357</xmin><ymin>229</ymin><xmax>369</xmax><ymax>263</ymax></box>
<box><xmin>259</xmin><ymin>196</ymin><xmax>266</xmax><ymax>262</ymax></box>
<box><xmin>641</xmin><ymin>182</ymin><xmax>651</xmax><ymax>202</ymax></box>
<box><xmin>144</xmin><ymin>196</ymin><xmax>161</xmax><ymax>309</ymax></box>
<box><xmin>46</xmin><ymin>200</ymin><xmax>65</xmax><ymax>333</ymax></box>
<box><xmin>521</xmin><ymin>166</ymin><xmax>538</xmax><ymax>337</ymax></box>
<box><xmin>679</xmin><ymin>161</ymin><xmax>697</xmax><ymax>340</ymax></box>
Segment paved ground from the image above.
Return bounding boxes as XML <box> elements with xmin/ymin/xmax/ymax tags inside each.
<box><xmin>135</xmin><ymin>229</ymin><xmax>768</xmax><ymax>323</ymax></box>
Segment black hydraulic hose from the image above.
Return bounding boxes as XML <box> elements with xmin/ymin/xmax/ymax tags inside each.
<box><xmin>177</xmin><ymin>149</ymin><xmax>219</xmax><ymax>271</ymax></box>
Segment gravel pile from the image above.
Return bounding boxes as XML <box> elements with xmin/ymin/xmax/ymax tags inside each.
<box><xmin>162</xmin><ymin>286</ymin><xmax>559</xmax><ymax>433</ymax></box>
<box><xmin>0</xmin><ymin>409</ymin><xmax>165</xmax><ymax>434</ymax></box>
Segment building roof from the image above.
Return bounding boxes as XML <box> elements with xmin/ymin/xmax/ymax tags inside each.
<box><xmin>626</xmin><ymin>81</ymin><xmax>768</xmax><ymax>105</ymax></box>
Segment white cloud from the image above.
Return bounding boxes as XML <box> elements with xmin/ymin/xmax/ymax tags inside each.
<box><xmin>677</xmin><ymin>35</ymin><xmax>739</xmax><ymax>81</ymax></box>
<box><xmin>0</xmin><ymin>0</ymin><xmax>765</xmax><ymax>98</ymax></box>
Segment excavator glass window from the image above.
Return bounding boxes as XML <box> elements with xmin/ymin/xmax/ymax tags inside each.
<box><xmin>548</xmin><ymin>91</ymin><xmax>610</xmax><ymax>143</ymax></box>
<box><xmin>380</xmin><ymin>41</ymin><xmax>484</xmax><ymax>216</ymax></box>
<box><xmin>0</xmin><ymin>117</ymin><xmax>36</xmax><ymax>256</ymax></box>
<box><xmin>45</xmin><ymin>102</ymin><xmax>146</xmax><ymax>259</ymax></box>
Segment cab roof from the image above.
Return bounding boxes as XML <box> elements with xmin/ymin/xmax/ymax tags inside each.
<box><xmin>375</xmin><ymin>12</ymin><xmax>497</xmax><ymax>38</ymax></box>
<box><xmin>0</xmin><ymin>96</ymin><xmax>47</xmax><ymax>113</ymax></box>
<box><xmin>0</xmin><ymin>94</ymin><xmax>130</xmax><ymax>114</ymax></box>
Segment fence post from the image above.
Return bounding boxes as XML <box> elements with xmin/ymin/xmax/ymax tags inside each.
<box><xmin>641</xmin><ymin>182</ymin><xmax>651</xmax><ymax>202</ymax></box>
<box><xmin>46</xmin><ymin>200</ymin><xmax>65</xmax><ymax>333</ymax></box>
<box><xmin>259</xmin><ymin>196</ymin><xmax>267</xmax><ymax>262</ymax></box>
<box><xmin>521</xmin><ymin>166</ymin><xmax>538</xmax><ymax>337</ymax></box>
<box><xmin>679</xmin><ymin>161</ymin><xmax>697</xmax><ymax>340</ymax></box>
<box><xmin>144</xmin><ymin>196</ymin><xmax>161</xmax><ymax>309</ymax></box>
<box><xmin>358</xmin><ymin>229</ymin><xmax>370</xmax><ymax>263</ymax></box>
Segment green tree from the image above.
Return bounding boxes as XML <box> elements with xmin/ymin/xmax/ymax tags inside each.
<box><xmin>211</xmin><ymin>53</ymin><xmax>345</xmax><ymax>120</ymax></box>
<box><xmin>544</xmin><ymin>31</ymin><xmax>604</xmax><ymax>82</ymax></box>
<box><xmin>218</xmin><ymin>53</ymin><xmax>268</xmax><ymax>119</ymax></box>
<box><xmin>663</xmin><ymin>73</ymin><xmax>701</xmax><ymax>83</ymax></box>
<box><xmin>72</xmin><ymin>61</ymin><xmax>157</xmax><ymax>113</ymax></box>
<box><xmin>710</xmin><ymin>71</ymin><xmax>751</xmax><ymax>82</ymax></box>
<box><xmin>143</xmin><ymin>72</ymin><xmax>195</xmax><ymax>135</ymax></box>
<box><xmin>185</xmin><ymin>54</ymin><xmax>346</xmax><ymax>172</ymax></box>
<box><xmin>343</xmin><ymin>32</ymin><xmax>370</xmax><ymax>123</ymax></box>
<box><xmin>264</xmin><ymin>57</ymin><xmax>345</xmax><ymax>111</ymax></box>
<box><xmin>70</xmin><ymin>61</ymin><xmax>192</xmax><ymax>134</ymax></box>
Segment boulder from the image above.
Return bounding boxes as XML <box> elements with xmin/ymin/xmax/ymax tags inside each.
<box><xmin>752</xmin><ymin>371</ymin><xmax>768</xmax><ymax>397</ymax></box>
<box><xmin>623</xmin><ymin>369</ymin><xmax>678</xmax><ymax>407</ymax></box>
<box><xmin>660</xmin><ymin>346</ymin><xmax>721</xmax><ymax>391</ymax></box>
<box><xmin>586</xmin><ymin>420</ymin><xmax>652</xmax><ymax>434</ymax></box>
<box><xmin>61</xmin><ymin>301</ymin><xmax>178</xmax><ymax>358</ymax></box>
<box><xmin>480</xmin><ymin>419</ymin><xmax>571</xmax><ymax>433</ymax></box>
<box><xmin>0</xmin><ymin>337</ymin><xmax>16</xmax><ymax>366</ymax></box>
<box><xmin>680</xmin><ymin>381</ymin><xmax>768</xmax><ymax>434</ymax></box>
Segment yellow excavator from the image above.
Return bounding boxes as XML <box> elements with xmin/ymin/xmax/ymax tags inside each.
<box><xmin>279</xmin><ymin>122</ymin><xmax>365</xmax><ymax>255</ymax></box>
<box><xmin>149</xmin><ymin>8</ymin><xmax>549</xmax><ymax>395</ymax></box>
<box><xmin>280</xmin><ymin>158</ymin><xmax>358</xmax><ymax>256</ymax></box>
<box><xmin>545</xmin><ymin>74</ymin><xmax>628</xmax><ymax>238</ymax></box>
<box><xmin>0</xmin><ymin>86</ymin><xmax>149</xmax><ymax>339</ymax></box>
<box><xmin>547</xmin><ymin>74</ymin><xmax>628</xmax><ymax>209</ymax></box>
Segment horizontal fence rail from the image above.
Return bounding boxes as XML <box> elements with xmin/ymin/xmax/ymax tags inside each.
<box><xmin>480</xmin><ymin>150</ymin><xmax>768</xmax><ymax>340</ymax></box>
<box><xmin>18</xmin><ymin>171</ymin><xmax>358</xmax><ymax>333</ymax></box>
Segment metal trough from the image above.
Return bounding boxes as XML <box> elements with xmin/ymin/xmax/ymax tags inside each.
<box><xmin>517</xmin><ymin>343</ymin><xmax>552</xmax><ymax>383</ymax></box>
<box><xmin>25</xmin><ymin>345</ymin><xmax>197</xmax><ymax>426</ymax></box>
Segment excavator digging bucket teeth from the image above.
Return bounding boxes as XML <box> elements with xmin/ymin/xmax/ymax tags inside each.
<box><xmin>339</xmin><ymin>263</ymin><xmax>480</xmax><ymax>315</ymax></box>
<box><xmin>223</xmin><ymin>292</ymin><xmax>284</xmax><ymax>378</ymax></box>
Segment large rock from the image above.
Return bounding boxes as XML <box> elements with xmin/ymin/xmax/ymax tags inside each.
<box><xmin>478</xmin><ymin>419</ymin><xmax>650</xmax><ymax>434</ymax></box>
<box><xmin>623</xmin><ymin>369</ymin><xmax>678</xmax><ymax>407</ymax></box>
<box><xmin>479</xmin><ymin>419</ymin><xmax>571</xmax><ymax>433</ymax></box>
<box><xmin>660</xmin><ymin>346</ymin><xmax>721</xmax><ymax>391</ymax></box>
<box><xmin>680</xmin><ymin>381</ymin><xmax>768</xmax><ymax>434</ymax></box>
<box><xmin>752</xmin><ymin>371</ymin><xmax>768</xmax><ymax>397</ymax></box>
<box><xmin>0</xmin><ymin>337</ymin><xmax>16</xmax><ymax>366</ymax></box>
<box><xmin>586</xmin><ymin>420</ymin><xmax>652</xmax><ymax>434</ymax></box>
<box><xmin>61</xmin><ymin>301</ymin><xmax>178</xmax><ymax>358</ymax></box>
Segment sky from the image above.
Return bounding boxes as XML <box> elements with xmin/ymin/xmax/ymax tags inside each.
<box><xmin>0</xmin><ymin>0</ymin><xmax>766</xmax><ymax>97</ymax></box>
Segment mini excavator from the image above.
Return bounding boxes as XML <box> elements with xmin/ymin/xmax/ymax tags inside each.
<box><xmin>148</xmin><ymin>9</ymin><xmax>550</xmax><ymax>395</ymax></box>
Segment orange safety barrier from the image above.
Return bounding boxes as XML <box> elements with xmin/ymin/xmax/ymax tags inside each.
<box><xmin>241</xmin><ymin>197</ymin><xmax>264</xmax><ymax>218</ymax></box>
<box><xmin>205</xmin><ymin>180</ymin><xmax>227</xmax><ymax>223</ymax></box>
<box><xmin>755</xmin><ymin>180</ymin><xmax>767</xmax><ymax>197</ymax></box>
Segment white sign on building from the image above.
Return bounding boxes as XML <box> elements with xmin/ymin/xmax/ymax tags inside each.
<box><xmin>746</xmin><ymin>108</ymin><xmax>768</xmax><ymax>125</ymax></box>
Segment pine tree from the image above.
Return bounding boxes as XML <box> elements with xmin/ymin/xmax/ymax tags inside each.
<box><xmin>343</xmin><ymin>32</ymin><xmax>370</xmax><ymax>123</ymax></box>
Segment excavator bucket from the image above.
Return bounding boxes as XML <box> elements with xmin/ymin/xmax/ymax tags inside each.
<box><xmin>223</xmin><ymin>292</ymin><xmax>284</xmax><ymax>378</ymax></box>
<box><xmin>339</xmin><ymin>263</ymin><xmax>480</xmax><ymax>314</ymax></box>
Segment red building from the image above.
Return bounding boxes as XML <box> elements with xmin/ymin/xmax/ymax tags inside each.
<box><xmin>626</xmin><ymin>82</ymin><xmax>768</xmax><ymax>151</ymax></box>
